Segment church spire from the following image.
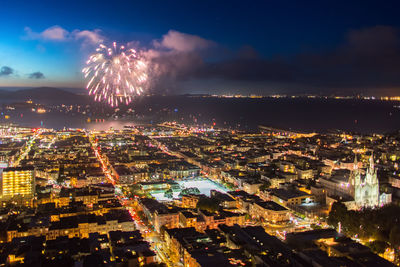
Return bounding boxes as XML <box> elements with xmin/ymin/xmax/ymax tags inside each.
<box><xmin>369</xmin><ymin>152</ymin><xmax>375</xmax><ymax>172</ymax></box>
<box><xmin>353</xmin><ymin>153</ymin><xmax>358</xmax><ymax>170</ymax></box>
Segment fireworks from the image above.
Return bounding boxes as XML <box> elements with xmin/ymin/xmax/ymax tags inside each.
<box><xmin>82</xmin><ymin>42</ymin><xmax>148</xmax><ymax>107</ymax></box>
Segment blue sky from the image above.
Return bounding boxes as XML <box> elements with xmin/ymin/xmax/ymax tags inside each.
<box><xmin>1</xmin><ymin>0</ymin><xmax>400</xmax><ymax>94</ymax></box>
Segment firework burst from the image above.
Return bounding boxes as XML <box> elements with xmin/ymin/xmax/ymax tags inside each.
<box><xmin>82</xmin><ymin>42</ymin><xmax>148</xmax><ymax>107</ymax></box>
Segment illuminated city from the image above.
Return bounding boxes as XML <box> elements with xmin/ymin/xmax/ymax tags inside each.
<box><xmin>0</xmin><ymin>122</ymin><xmax>398</xmax><ymax>266</ymax></box>
<box><xmin>1</xmin><ymin>1</ymin><xmax>400</xmax><ymax>266</ymax></box>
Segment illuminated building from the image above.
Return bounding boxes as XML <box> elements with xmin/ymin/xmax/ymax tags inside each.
<box><xmin>181</xmin><ymin>194</ymin><xmax>202</xmax><ymax>208</ymax></box>
<box><xmin>350</xmin><ymin>154</ymin><xmax>391</xmax><ymax>209</ymax></box>
<box><xmin>1</xmin><ymin>166</ymin><xmax>35</xmax><ymax>200</ymax></box>
<box><xmin>268</xmin><ymin>188</ymin><xmax>315</xmax><ymax>207</ymax></box>
<box><xmin>250</xmin><ymin>201</ymin><xmax>290</xmax><ymax>223</ymax></box>
<box><xmin>321</xmin><ymin>155</ymin><xmax>391</xmax><ymax>209</ymax></box>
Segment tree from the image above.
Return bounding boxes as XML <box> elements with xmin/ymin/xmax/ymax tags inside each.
<box><xmin>389</xmin><ymin>226</ymin><xmax>400</xmax><ymax>249</ymax></box>
<box><xmin>311</xmin><ymin>223</ymin><xmax>322</xmax><ymax>230</ymax></box>
<box><xmin>130</xmin><ymin>184</ymin><xmax>147</xmax><ymax>197</ymax></box>
<box><xmin>164</xmin><ymin>188</ymin><xmax>173</xmax><ymax>199</ymax></box>
<box><xmin>144</xmin><ymin>263</ymin><xmax>167</xmax><ymax>267</ymax></box>
<box><xmin>327</xmin><ymin>201</ymin><xmax>348</xmax><ymax>229</ymax></box>
<box><xmin>389</xmin><ymin>226</ymin><xmax>400</xmax><ymax>263</ymax></box>
<box><xmin>367</xmin><ymin>240</ymin><xmax>388</xmax><ymax>254</ymax></box>
<box><xmin>259</xmin><ymin>180</ymin><xmax>271</xmax><ymax>192</ymax></box>
<box><xmin>57</xmin><ymin>166</ymin><xmax>66</xmax><ymax>184</ymax></box>
<box><xmin>196</xmin><ymin>197</ymin><xmax>220</xmax><ymax>212</ymax></box>
<box><xmin>306</xmin><ymin>178</ymin><xmax>316</xmax><ymax>189</ymax></box>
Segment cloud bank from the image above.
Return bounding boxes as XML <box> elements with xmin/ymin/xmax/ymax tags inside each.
<box><xmin>19</xmin><ymin>25</ymin><xmax>400</xmax><ymax>95</ymax></box>
<box><xmin>28</xmin><ymin>72</ymin><xmax>45</xmax><ymax>79</ymax></box>
<box><xmin>143</xmin><ymin>26</ymin><xmax>400</xmax><ymax>94</ymax></box>
<box><xmin>24</xmin><ymin>26</ymin><xmax>103</xmax><ymax>45</ymax></box>
<box><xmin>141</xmin><ymin>30</ymin><xmax>214</xmax><ymax>91</ymax></box>
<box><xmin>0</xmin><ymin>66</ymin><xmax>14</xmax><ymax>76</ymax></box>
<box><xmin>154</xmin><ymin>30</ymin><xmax>215</xmax><ymax>52</ymax></box>
<box><xmin>0</xmin><ymin>66</ymin><xmax>45</xmax><ymax>80</ymax></box>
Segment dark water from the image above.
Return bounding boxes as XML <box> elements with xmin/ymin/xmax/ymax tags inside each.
<box><xmin>1</xmin><ymin>96</ymin><xmax>400</xmax><ymax>133</ymax></box>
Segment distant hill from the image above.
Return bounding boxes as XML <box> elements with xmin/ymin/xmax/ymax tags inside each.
<box><xmin>0</xmin><ymin>87</ymin><xmax>91</xmax><ymax>104</ymax></box>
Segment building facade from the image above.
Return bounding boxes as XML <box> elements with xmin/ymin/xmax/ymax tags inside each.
<box><xmin>350</xmin><ymin>155</ymin><xmax>379</xmax><ymax>209</ymax></box>
<box><xmin>2</xmin><ymin>166</ymin><xmax>35</xmax><ymax>200</ymax></box>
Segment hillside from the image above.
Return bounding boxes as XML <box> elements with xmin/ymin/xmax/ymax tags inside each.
<box><xmin>0</xmin><ymin>87</ymin><xmax>90</xmax><ymax>104</ymax></box>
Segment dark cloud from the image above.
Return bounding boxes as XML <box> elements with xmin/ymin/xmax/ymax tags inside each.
<box><xmin>148</xmin><ymin>26</ymin><xmax>400</xmax><ymax>94</ymax></box>
<box><xmin>290</xmin><ymin>26</ymin><xmax>400</xmax><ymax>89</ymax></box>
<box><xmin>144</xmin><ymin>52</ymin><xmax>203</xmax><ymax>93</ymax></box>
<box><xmin>141</xmin><ymin>30</ymin><xmax>215</xmax><ymax>92</ymax></box>
<box><xmin>28</xmin><ymin>71</ymin><xmax>45</xmax><ymax>79</ymax></box>
<box><xmin>202</xmin><ymin>26</ymin><xmax>400</xmax><ymax>90</ymax></box>
<box><xmin>0</xmin><ymin>66</ymin><xmax>14</xmax><ymax>76</ymax></box>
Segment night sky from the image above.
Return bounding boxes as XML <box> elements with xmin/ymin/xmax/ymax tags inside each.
<box><xmin>1</xmin><ymin>0</ymin><xmax>400</xmax><ymax>95</ymax></box>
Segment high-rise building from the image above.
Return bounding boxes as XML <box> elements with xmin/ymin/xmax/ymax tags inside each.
<box><xmin>1</xmin><ymin>166</ymin><xmax>35</xmax><ymax>200</ymax></box>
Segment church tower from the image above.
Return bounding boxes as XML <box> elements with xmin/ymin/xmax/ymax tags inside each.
<box><xmin>349</xmin><ymin>154</ymin><xmax>359</xmax><ymax>196</ymax></box>
<box><xmin>353</xmin><ymin>153</ymin><xmax>380</xmax><ymax>209</ymax></box>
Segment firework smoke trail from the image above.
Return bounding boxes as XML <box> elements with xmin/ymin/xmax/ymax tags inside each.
<box><xmin>82</xmin><ymin>42</ymin><xmax>149</xmax><ymax>107</ymax></box>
